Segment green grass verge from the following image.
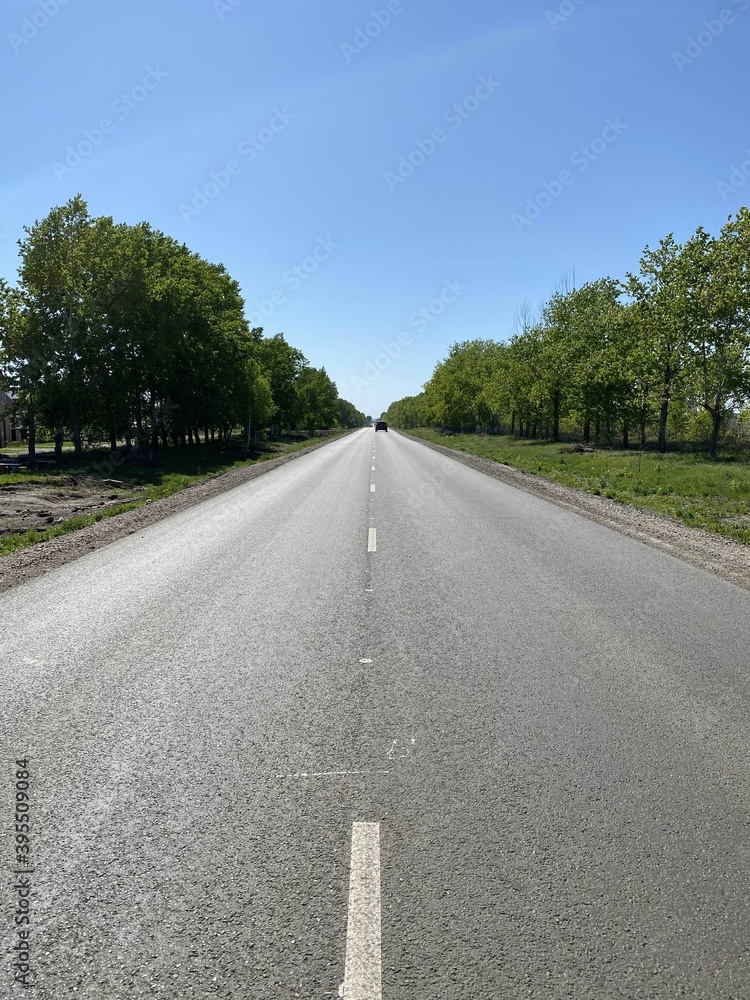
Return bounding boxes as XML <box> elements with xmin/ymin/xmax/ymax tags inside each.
<box><xmin>402</xmin><ymin>428</ymin><xmax>750</xmax><ymax>546</ymax></box>
<box><xmin>0</xmin><ymin>432</ymin><xmax>344</xmax><ymax>557</ymax></box>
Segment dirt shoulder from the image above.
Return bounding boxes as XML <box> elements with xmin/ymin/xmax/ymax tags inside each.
<box><xmin>407</xmin><ymin>433</ymin><xmax>750</xmax><ymax>593</ymax></box>
<box><xmin>0</xmin><ymin>436</ymin><xmax>342</xmax><ymax>594</ymax></box>
<box><xmin>0</xmin><ymin>476</ymin><xmax>149</xmax><ymax>538</ymax></box>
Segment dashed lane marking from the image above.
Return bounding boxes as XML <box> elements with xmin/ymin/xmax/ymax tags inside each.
<box><xmin>343</xmin><ymin>822</ymin><xmax>382</xmax><ymax>1000</ymax></box>
<box><xmin>367</xmin><ymin>528</ymin><xmax>376</xmax><ymax>552</ymax></box>
<box><xmin>276</xmin><ymin>770</ymin><xmax>391</xmax><ymax>780</ymax></box>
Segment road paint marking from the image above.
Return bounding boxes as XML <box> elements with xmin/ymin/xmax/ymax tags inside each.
<box><xmin>343</xmin><ymin>822</ymin><xmax>382</xmax><ymax>1000</ymax></box>
<box><xmin>370</xmin><ymin>484</ymin><xmax>375</xmax><ymax>492</ymax></box>
<box><xmin>371</xmin><ymin>465</ymin><xmax>375</xmax><ymax>471</ymax></box>
<box><xmin>386</xmin><ymin>737</ymin><xmax>415</xmax><ymax>760</ymax></box>
<box><xmin>359</xmin><ymin>658</ymin><xmax>372</xmax><ymax>664</ymax></box>
<box><xmin>367</xmin><ymin>528</ymin><xmax>376</xmax><ymax>552</ymax></box>
<box><xmin>276</xmin><ymin>770</ymin><xmax>391</xmax><ymax>780</ymax></box>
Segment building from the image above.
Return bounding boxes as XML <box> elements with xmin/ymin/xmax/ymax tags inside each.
<box><xmin>0</xmin><ymin>391</ymin><xmax>24</xmax><ymax>446</ymax></box>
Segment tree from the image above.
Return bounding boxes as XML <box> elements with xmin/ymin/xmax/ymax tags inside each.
<box><xmin>255</xmin><ymin>333</ymin><xmax>307</xmax><ymax>434</ymax></box>
<box><xmin>336</xmin><ymin>398</ymin><xmax>367</xmax><ymax>428</ymax></box>
<box><xmin>17</xmin><ymin>194</ymin><xmax>97</xmax><ymax>456</ymax></box>
<box><xmin>296</xmin><ymin>366</ymin><xmax>338</xmax><ymax>435</ymax></box>
<box><xmin>245</xmin><ymin>357</ymin><xmax>275</xmax><ymax>448</ymax></box>
<box><xmin>626</xmin><ymin>236</ymin><xmax>689</xmax><ymax>453</ymax></box>
<box><xmin>681</xmin><ymin>214</ymin><xmax>750</xmax><ymax>458</ymax></box>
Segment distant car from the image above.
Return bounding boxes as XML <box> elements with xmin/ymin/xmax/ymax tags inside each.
<box><xmin>374</xmin><ymin>420</ymin><xmax>388</xmax><ymax>432</ymax></box>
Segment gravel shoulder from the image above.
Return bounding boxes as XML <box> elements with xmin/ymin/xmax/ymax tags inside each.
<box><xmin>0</xmin><ymin>437</ymin><xmax>344</xmax><ymax>594</ymax></box>
<box><xmin>406</xmin><ymin>432</ymin><xmax>750</xmax><ymax>593</ymax></box>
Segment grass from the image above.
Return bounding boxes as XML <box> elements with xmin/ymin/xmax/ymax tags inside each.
<box><xmin>0</xmin><ymin>431</ymin><xmax>344</xmax><ymax>557</ymax></box>
<box><xmin>402</xmin><ymin>428</ymin><xmax>750</xmax><ymax>546</ymax></box>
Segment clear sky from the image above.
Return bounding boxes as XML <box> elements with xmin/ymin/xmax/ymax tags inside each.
<box><xmin>2</xmin><ymin>0</ymin><xmax>749</xmax><ymax>417</ymax></box>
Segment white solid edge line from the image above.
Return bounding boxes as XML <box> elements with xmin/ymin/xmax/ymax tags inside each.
<box><xmin>343</xmin><ymin>822</ymin><xmax>382</xmax><ymax>1000</ymax></box>
<box><xmin>367</xmin><ymin>528</ymin><xmax>376</xmax><ymax>552</ymax></box>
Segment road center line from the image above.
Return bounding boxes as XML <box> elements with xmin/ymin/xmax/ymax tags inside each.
<box><xmin>367</xmin><ymin>528</ymin><xmax>376</xmax><ymax>552</ymax></box>
<box><xmin>370</xmin><ymin>484</ymin><xmax>375</xmax><ymax>492</ymax></box>
<box><xmin>343</xmin><ymin>822</ymin><xmax>382</xmax><ymax>1000</ymax></box>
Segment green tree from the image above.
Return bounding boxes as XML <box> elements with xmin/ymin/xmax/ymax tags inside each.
<box><xmin>626</xmin><ymin>235</ymin><xmax>689</xmax><ymax>452</ymax></box>
<box><xmin>681</xmin><ymin>213</ymin><xmax>750</xmax><ymax>458</ymax></box>
<box><xmin>296</xmin><ymin>366</ymin><xmax>338</xmax><ymax>435</ymax></box>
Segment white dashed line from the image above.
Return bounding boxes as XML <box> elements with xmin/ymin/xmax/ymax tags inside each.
<box><xmin>367</xmin><ymin>528</ymin><xmax>376</xmax><ymax>552</ymax></box>
<box><xmin>276</xmin><ymin>770</ymin><xmax>390</xmax><ymax>780</ymax></box>
<box><xmin>370</xmin><ymin>484</ymin><xmax>375</xmax><ymax>492</ymax></box>
<box><xmin>371</xmin><ymin>466</ymin><xmax>375</xmax><ymax>471</ymax></box>
<box><xmin>343</xmin><ymin>822</ymin><xmax>382</xmax><ymax>1000</ymax></box>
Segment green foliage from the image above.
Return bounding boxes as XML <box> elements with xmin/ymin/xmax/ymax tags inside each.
<box><xmin>336</xmin><ymin>398</ymin><xmax>367</xmax><ymax>428</ymax></box>
<box><xmin>295</xmin><ymin>366</ymin><xmax>338</xmax><ymax>436</ymax></box>
<box><xmin>0</xmin><ymin>196</ymin><xmax>352</xmax><ymax>453</ymax></box>
<box><xmin>387</xmin><ymin>209</ymin><xmax>750</xmax><ymax>459</ymax></box>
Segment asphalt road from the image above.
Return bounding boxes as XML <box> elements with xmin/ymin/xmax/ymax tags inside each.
<box><xmin>3</xmin><ymin>427</ymin><xmax>750</xmax><ymax>999</ymax></box>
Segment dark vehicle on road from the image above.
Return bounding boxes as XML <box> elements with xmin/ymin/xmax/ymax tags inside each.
<box><xmin>375</xmin><ymin>420</ymin><xmax>388</xmax><ymax>431</ymax></box>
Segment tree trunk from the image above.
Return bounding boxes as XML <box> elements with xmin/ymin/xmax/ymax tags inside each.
<box><xmin>622</xmin><ymin>419</ymin><xmax>629</xmax><ymax>449</ymax></box>
<box><xmin>658</xmin><ymin>397</ymin><xmax>669</xmax><ymax>454</ymax></box>
<box><xmin>73</xmin><ymin>425</ymin><xmax>82</xmax><ymax>457</ymax></box>
<box><xmin>510</xmin><ymin>411</ymin><xmax>516</xmax><ymax>436</ymax></box>
<box><xmin>27</xmin><ymin>400</ymin><xmax>36</xmax><ymax>460</ymax></box>
<box><xmin>583</xmin><ymin>419</ymin><xmax>590</xmax><ymax>444</ymax></box>
<box><xmin>55</xmin><ymin>423</ymin><xmax>64</xmax><ymax>463</ymax></box>
<box><xmin>709</xmin><ymin>408</ymin><xmax>721</xmax><ymax>460</ymax></box>
<box><xmin>552</xmin><ymin>392</ymin><xmax>560</xmax><ymax>443</ymax></box>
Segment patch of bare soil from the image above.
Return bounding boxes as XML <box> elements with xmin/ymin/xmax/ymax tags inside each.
<box><xmin>0</xmin><ymin>476</ymin><xmax>147</xmax><ymax>536</ymax></box>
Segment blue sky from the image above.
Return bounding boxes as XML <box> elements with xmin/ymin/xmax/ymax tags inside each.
<box><xmin>2</xmin><ymin>0</ymin><xmax>749</xmax><ymax>417</ymax></box>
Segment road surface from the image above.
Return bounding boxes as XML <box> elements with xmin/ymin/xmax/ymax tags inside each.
<box><xmin>3</xmin><ymin>427</ymin><xmax>750</xmax><ymax>998</ymax></box>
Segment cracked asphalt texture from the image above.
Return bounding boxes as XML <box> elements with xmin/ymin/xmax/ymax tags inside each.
<box><xmin>2</xmin><ymin>427</ymin><xmax>750</xmax><ymax>998</ymax></box>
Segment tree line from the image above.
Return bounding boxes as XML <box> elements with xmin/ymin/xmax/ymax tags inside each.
<box><xmin>0</xmin><ymin>196</ymin><xmax>366</xmax><ymax>460</ymax></box>
<box><xmin>386</xmin><ymin>208</ymin><xmax>750</xmax><ymax>458</ymax></box>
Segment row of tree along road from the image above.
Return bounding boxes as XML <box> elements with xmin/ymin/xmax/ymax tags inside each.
<box><xmin>0</xmin><ymin>196</ymin><xmax>366</xmax><ymax>460</ymax></box>
<box><xmin>387</xmin><ymin>209</ymin><xmax>750</xmax><ymax>459</ymax></box>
